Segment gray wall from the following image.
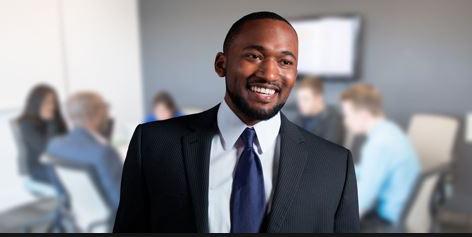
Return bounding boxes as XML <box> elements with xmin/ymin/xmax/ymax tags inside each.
<box><xmin>139</xmin><ymin>0</ymin><xmax>472</xmax><ymax>122</ymax></box>
<box><xmin>139</xmin><ymin>0</ymin><xmax>472</xmax><ymax>195</ymax></box>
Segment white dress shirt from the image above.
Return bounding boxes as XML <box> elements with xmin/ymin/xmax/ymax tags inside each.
<box><xmin>208</xmin><ymin>100</ymin><xmax>281</xmax><ymax>233</ymax></box>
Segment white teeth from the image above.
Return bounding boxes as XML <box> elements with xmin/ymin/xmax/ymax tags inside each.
<box><xmin>250</xmin><ymin>86</ymin><xmax>276</xmax><ymax>96</ymax></box>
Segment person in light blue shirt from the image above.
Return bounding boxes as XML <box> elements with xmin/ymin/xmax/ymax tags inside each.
<box><xmin>46</xmin><ymin>92</ymin><xmax>123</xmax><ymax>221</ymax></box>
<box><xmin>340</xmin><ymin>84</ymin><xmax>421</xmax><ymax>231</ymax></box>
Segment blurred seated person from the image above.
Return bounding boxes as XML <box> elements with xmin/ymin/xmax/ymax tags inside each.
<box><xmin>46</xmin><ymin>92</ymin><xmax>123</xmax><ymax>213</ymax></box>
<box><xmin>295</xmin><ymin>77</ymin><xmax>345</xmax><ymax>145</ymax></box>
<box><xmin>340</xmin><ymin>84</ymin><xmax>420</xmax><ymax>232</ymax></box>
<box><xmin>144</xmin><ymin>91</ymin><xmax>183</xmax><ymax>122</ymax></box>
<box><xmin>16</xmin><ymin>84</ymin><xmax>68</xmax><ymax>197</ymax></box>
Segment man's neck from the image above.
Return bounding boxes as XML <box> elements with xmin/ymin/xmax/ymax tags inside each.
<box><xmin>77</xmin><ymin>123</ymin><xmax>107</xmax><ymax>144</ymax></box>
<box><xmin>365</xmin><ymin>116</ymin><xmax>385</xmax><ymax>134</ymax></box>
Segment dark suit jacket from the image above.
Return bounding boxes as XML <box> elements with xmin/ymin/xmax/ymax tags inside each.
<box><xmin>113</xmin><ymin>104</ymin><xmax>359</xmax><ymax>233</ymax></box>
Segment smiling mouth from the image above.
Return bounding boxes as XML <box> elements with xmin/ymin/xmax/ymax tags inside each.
<box><xmin>249</xmin><ymin>85</ymin><xmax>278</xmax><ymax>96</ymax></box>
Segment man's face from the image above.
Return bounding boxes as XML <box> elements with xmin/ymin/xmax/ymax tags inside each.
<box><xmin>296</xmin><ymin>87</ymin><xmax>321</xmax><ymax>116</ymax></box>
<box><xmin>341</xmin><ymin>101</ymin><xmax>367</xmax><ymax>135</ymax></box>
<box><xmin>215</xmin><ymin>19</ymin><xmax>298</xmax><ymax>121</ymax></box>
<box><xmin>95</xmin><ymin>101</ymin><xmax>110</xmax><ymax>132</ymax></box>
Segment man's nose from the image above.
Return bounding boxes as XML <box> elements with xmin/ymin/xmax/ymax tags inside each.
<box><xmin>256</xmin><ymin>58</ymin><xmax>280</xmax><ymax>82</ymax></box>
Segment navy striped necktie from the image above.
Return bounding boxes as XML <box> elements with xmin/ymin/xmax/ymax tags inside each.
<box><xmin>230</xmin><ymin>127</ymin><xmax>266</xmax><ymax>233</ymax></box>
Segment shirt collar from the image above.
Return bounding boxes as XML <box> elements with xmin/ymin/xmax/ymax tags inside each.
<box><xmin>75</xmin><ymin>126</ymin><xmax>108</xmax><ymax>145</ymax></box>
<box><xmin>217</xmin><ymin>100</ymin><xmax>281</xmax><ymax>154</ymax></box>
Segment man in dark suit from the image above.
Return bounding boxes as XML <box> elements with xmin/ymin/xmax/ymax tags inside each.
<box><xmin>114</xmin><ymin>11</ymin><xmax>359</xmax><ymax>233</ymax></box>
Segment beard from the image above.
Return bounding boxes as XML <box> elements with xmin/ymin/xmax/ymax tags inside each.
<box><xmin>226</xmin><ymin>83</ymin><xmax>285</xmax><ymax>121</ymax></box>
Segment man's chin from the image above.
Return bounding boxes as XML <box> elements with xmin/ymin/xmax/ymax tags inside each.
<box><xmin>242</xmin><ymin>103</ymin><xmax>284</xmax><ymax>121</ymax></box>
<box><xmin>248</xmin><ymin>104</ymin><xmax>276</xmax><ymax>114</ymax></box>
<box><xmin>226</xmin><ymin>87</ymin><xmax>285</xmax><ymax>121</ymax></box>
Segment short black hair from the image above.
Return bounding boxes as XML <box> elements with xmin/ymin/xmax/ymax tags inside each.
<box><xmin>223</xmin><ymin>11</ymin><xmax>295</xmax><ymax>53</ymax></box>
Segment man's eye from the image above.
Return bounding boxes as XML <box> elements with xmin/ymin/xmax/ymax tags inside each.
<box><xmin>245</xmin><ymin>53</ymin><xmax>262</xmax><ymax>60</ymax></box>
<box><xmin>280</xmin><ymin>59</ymin><xmax>293</xmax><ymax>66</ymax></box>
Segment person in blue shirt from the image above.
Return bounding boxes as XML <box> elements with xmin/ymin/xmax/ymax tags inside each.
<box><xmin>340</xmin><ymin>84</ymin><xmax>421</xmax><ymax>232</ymax></box>
<box><xmin>144</xmin><ymin>91</ymin><xmax>183</xmax><ymax>122</ymax></box>
<box><xmin>46</xmin><ymin>92</ymin><xmax>123</xmax><ymax>224</ymax></box>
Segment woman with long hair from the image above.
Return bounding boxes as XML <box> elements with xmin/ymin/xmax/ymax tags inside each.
<box><xmin>16</xmin><ymin>84</ymin><xmax>67</xmax><ymax>194</ymax></box>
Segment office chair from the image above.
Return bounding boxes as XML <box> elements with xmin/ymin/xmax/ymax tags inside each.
<box><xmin>398</xmin><ymin>114</ymin><xmax>459</xmax><ymax>232</ymax></box>
<box><xmin>7</xmin><ymin>119</ymin><xmax>71</xmax><ymax>232</ymax></box>
<box><xmin>42</xmin><ymin>155</ymin><xmax>113</xmax><ymax>233</ymax></box>
<box><xmin>407</xmin><ymin>114</ymin><xmax>459</xmax><ymax>171</ymax></box>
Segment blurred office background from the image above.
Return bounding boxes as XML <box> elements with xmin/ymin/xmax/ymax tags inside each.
<box><xmin>1</xmin><ymin>0</ymin><xmax>472</xmax><ymax>233</ymax></box>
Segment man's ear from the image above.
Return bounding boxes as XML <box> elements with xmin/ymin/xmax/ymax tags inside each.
<box><xmin>214</xmin><ymin>52</ymin><xmax>226</xmax><ymax>77</ymax></box>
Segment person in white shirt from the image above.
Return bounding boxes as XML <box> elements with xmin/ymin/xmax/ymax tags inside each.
<box><xmin>114</xmin><ymin>11</ymin><xmax>359</xmax><ymax>233</ymax></box>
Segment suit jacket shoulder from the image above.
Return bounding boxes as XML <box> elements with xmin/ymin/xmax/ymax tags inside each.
<box><xmin>137</xmin><ymin>105</ymin><xmax>219</xmax><ymax>162</ymax></box>
<box><xmin>270</xmin><ymin>116</ymin><xmax>359</xmax><ymax>232</ymax></box>
<box><xmin>282</xmin><ymin>116</ymin><xmax>350</xmax><ymax>166</ymax></box>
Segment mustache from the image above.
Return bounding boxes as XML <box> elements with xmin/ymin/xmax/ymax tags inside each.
<box><xmin>246</xmin><ymin>76</ymin><xmax>282</xmax><ymax>92</ymax></box>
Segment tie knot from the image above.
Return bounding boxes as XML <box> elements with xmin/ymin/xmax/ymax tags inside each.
<box><xmin>241</xmin><ymin>127</ymin><xmax>256</xmax><ymax>149</ymax></box>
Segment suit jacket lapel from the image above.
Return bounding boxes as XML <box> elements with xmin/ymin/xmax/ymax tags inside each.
<box><xmin>182</xmin><ymin>104</ymin><xmax>219</xmax><ymax>233</ymax></box>
<box><xmin>266</xmin><ymin>113</ymin><xmax>309</xmax><ymax>232</ymax></box>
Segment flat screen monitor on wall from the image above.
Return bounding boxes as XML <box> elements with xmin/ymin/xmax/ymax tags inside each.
<box><xmin>290</xmin><ymin>15</ymin><xmax>362</xmax><ymax>80</ymax></box>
